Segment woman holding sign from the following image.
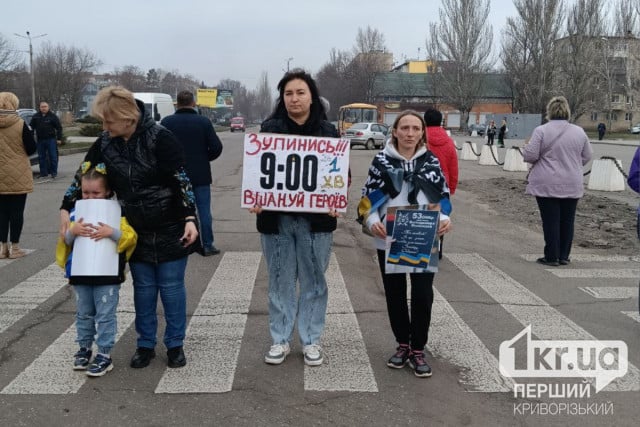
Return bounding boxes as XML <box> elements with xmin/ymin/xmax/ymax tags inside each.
<box><xmin>60</xmin><ymin>86</ymin><xmax>199</xmax><ymax>370</ymax></box>
<box><xmin>359</xmin><ymin>110</ymin><xmax>451</xmax><ymax>378</ymax></box>
<box><xmin>250</xmin><ymin>69</ymin><xmax>339</xmax><ymax>367</ymax></box>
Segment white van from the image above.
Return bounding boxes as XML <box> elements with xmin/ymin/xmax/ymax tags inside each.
<box><xmin>133</xmin><ymin>92</ymin><xmax>175</xmax><ymax>122</ymax></box>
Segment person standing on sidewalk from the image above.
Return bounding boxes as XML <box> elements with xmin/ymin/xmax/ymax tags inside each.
<box><xmin>597</xmin><ymin>122</ymin><xmax>606</xmax><ymax>141</ymax></box>
<box><xmin>162</xmin><ymin>90</ymin><xmax>223</xmax><ymax>256</ymax></box>
<box><xmin>0</xmin><ymin>92</ymin><xmax>36</xmax><ymax>259</ymax></box>
<box><xmin>30</xmin><ymin>101</ymin><xmax>63</xmax><ymax>180</ymax></box>
<box><xmin>497</xmin><ymin>118</ymin><xmax>507</xmax><ymax>147</ymax></box>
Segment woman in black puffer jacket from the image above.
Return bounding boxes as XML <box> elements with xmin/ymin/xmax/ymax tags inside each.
<box><xmin>60</xmin><ymin>86</ymin><xmax>198</xmax><ymax>370</ymax></box>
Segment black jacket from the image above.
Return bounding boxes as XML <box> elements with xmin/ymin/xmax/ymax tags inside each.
<box><xmin>30</xmin><ymin>111</ymin><xmax>63</xmax><ymax>140</ymax></box>
<box><xmin>161</xmin><ymin>108</ymin><xmax>223</xmax><ymax>186</ymax></box>
<box><xmin>62</xmin><ymin>100</ymin><xmax>197</xmax><ymax>263</ymax></box>
<box><xmin>256</xmin><ymin>117</ymin><xmax>339</xmax><ymax>234</ymax></box>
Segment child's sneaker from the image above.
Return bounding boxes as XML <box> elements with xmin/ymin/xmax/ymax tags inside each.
<box><xmin>302</xmin><ymin>344</ymin><xmax>323</xmax><ymax>366</ymax></box>
<box><xmin>408</xmin><ymin>350</ymin><xmax>432</xmax><ymax>378</ymax></box>
<box><xmin>73</xmin><ymin>347</ymin><xmax>92</xmax><ymax>370</ymax></box>
<box><xmin>264</xmin><ymin>343</ymin><xmax>290</xmax><ymax>365</ymax></box>
<box><xmin>386</xmin><ymin>344</ymin><xmax>410</xmax><ymax>369</ymax></box>
<box><xmin>86</xmin><ymin>354</ymin><xmax>113</xmax><ymax>377</ymax></box>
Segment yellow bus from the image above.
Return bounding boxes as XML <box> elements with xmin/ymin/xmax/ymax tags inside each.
<box><xmin>337</xmin><ymin>103</ymin><xmax>379</xmax><ymax>135</ymax></box>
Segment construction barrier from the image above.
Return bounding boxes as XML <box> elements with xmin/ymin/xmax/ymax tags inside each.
<box><xmin>460</xmin><ymin>141</ymin><xmax>480</xmax><ymax>161</ymax></box>
<box><xmin>478</xmin><ymin>144</ymin><xmax>500</xmax><ymax>166</ymax></box>
<box><xmin>503</xmin><ymin>147</ymin><xmax>529</xmax><ymax>172</ymax></box>
<box><xmin>587</xmin><ymin>158</ymin><xmax>626</xmax><ymax>191</ymax></box>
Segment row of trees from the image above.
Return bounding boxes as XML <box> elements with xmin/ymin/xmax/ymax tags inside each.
<box><xmin>0</xmin><ymin>36</ymin><xmax>272</xmax><ymax>121</ymax></box>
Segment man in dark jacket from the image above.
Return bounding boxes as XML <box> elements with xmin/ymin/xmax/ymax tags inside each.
<box><xmin>29</xmin><ymin>101</ymin><xmax>63</xmax><ymax>180</ymax></box>
<box><xmin>161</xmin><ymin>91</ymin><xmax>223</xmax><ymax>256</ymax></box>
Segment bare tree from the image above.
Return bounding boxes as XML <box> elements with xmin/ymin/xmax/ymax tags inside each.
<box><xmin>426</xmin><ymin>0</ymin><xmax>494</xmax><ymax>128</ymax></box>
<box><xmin>146</xmin><ymin>68</ymin><xmax>160</xmax><ymax>92</ymax></box>
<box><xmin>34</xmin><ymin>42</ymin><xmax>102</xmax><ymax>114</ymax></box>
<box><xmin>614</xmin><ymin>0</ymin><xmax>638</xmax><ymax>36</ymax></box>
<box><xmin>255</xmin><ymin>71</ymin><xmax>272</xmax><ymax>120</ymax></box>
<box><xmin>0</xmin><ymin>33</ymin><xmax>22</xmax><ymax>72</ymax></box>
<box><xmin>348</xmin><ymin>26</ymin><xmax>390</xmax><ymax>103</ymax></box>
<box><xmin>0</xmin><ymin>33</ymin><xmax>28</xmax><ymax>102</ymax></box>
<box><xmin>315</xmin><ymin>48</ymin><xmax>353</xmax><ymax>118</ymax></box>
<box><xmin>555</xmin><ymin>0</ymin><xmax>608</xmax><ymax>122</ymax></box>
<box><xmin>112</xmin><ymin>65</ymin><xmax>147</xmax><ymax>91</ymax></box>
<box><xmin>500</xmin><ymin>0</ymin><xmax>565</xmax><ymax>115</ymax></box>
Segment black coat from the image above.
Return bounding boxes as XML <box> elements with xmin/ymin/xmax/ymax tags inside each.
<box><xmin>62</xmin><ymin>100</ymin><xmax>197</xmax><ymax>263</ymax></box>
<box><xmin>256</xmin><ymin>117</ymin><xmax>339</xmax><ymax>234</ymax></box>
<box><xmin>29</xmin><ymin>111</ymin><xmax>63</xmax><ymax>140</ymax></box>
<box><xmin>161</xmin><ymin>108</ymin><xmax>223</xmax><ymax>186</ymax></box>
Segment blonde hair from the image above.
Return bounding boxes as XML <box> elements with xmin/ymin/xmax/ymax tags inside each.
<box><xmin>0</xmin><ymin>92</ymin><xmax>19</xmax><ymax>110</ymax></box>
<box><xmin>546</xmin><ymin>96</ymin><xmax>571</xmax><ymax>120</ymax></box>
<box><xmin>92</xmin><ymin>86</ymin><xmax>139</xmax><ymax>123</ymax></box>
<box><xmin>390</xmin><ymin>110</ymin><xmax>427</xmax><ymax>150</ymax></box>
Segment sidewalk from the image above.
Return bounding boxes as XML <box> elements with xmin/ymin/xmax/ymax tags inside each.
<box><xmin>591</xmin><ymin>138</ymin><xmax>639</xmax><ymax>147</ymax></box>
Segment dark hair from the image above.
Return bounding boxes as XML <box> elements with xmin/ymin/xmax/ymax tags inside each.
<box><xmin>177</xmin><ymin>90</ymin><xmax>195</xmax><ymax>107</ymax></box>
<box><xmin>389</xmin><ymin>110</ymin><xmax>427</xmax><ymax>150</ymax></box>
<box><xmin>423</xmin><ymin>108</ymin><xmax>443</xmax><ymax>127</ymax></box>
<box><xmin>268</xmin><ymin>68</ymin><xmax>325</xmax><ymax>125</ymax></box>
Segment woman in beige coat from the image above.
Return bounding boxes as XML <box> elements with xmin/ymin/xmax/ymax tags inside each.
<box><xmin>0</xmin><ymin>92</ymin><xmax>36</xmax><ymax>258</ymax></box>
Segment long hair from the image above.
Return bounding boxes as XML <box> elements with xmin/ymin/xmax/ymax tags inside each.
<box><xmin>268</xmin><ymin>68</ymin><xmax>326</xmax><ymax>126</ymax></box>
<box><xmin>389</xmin><ymin>110</ymin><xmax>427</xmax><ymax>150</ymax></box>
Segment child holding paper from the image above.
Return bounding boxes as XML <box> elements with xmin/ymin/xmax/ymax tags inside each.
<box><xmin>56</xmin><ymin>163</ymin><xmax>137</xmax><ymax>377</ymax></box>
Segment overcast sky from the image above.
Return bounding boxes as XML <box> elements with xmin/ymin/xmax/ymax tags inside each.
<box><xmin>4</xmin><ymin>0</ymin><xmax>518</xmax><ymax>92</ymax></box>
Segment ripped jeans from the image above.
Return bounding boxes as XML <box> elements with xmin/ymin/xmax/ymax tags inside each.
<box><xmin>74</xmin><ymin>284</ymin><xmax>120</xmax><ymax>354</ymax></box>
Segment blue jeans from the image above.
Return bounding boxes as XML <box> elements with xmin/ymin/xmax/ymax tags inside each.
<box><xmin>37</xmin><ymin>137</ymin><xmax>58</xmax><ymax>177</ymax></box>
<box><xmin>130</xmin><ymin>257</ymin><xmax>188</xmax><ymax>349</ymax></box>
<box><xmin>193</xmin><ymin>185</ymin><xmax>214</xmax><ymax>250</ymax></box>
<box><xmin>261</xmin><ymin>215</ymin><xmax>332</xmax><ymax>346</ymax></box>
<box><xmin>74</xmin><ymin>284</ymin><xmax>120</xmax><ymax>354</ymax></box>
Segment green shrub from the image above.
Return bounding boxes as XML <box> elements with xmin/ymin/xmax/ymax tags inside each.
<box><xmin>76</xmin><ymin>115</ymin><xmax>101</xmax><ymax>124</ymax></box>
<box><xmin>79</xmin><ymin>123</ymin><xmax>103</xmax><ymax>137</ymax></box>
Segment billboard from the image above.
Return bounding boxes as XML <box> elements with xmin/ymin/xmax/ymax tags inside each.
<box><xmin>196</xmin><ymin>88</ymin><xmax>234</xmax><ymax>109</ymax></box>
<box><xmin>216</xmin><ymin>89</ymin><xmax>233</xmax><ymax>108</ymax></box>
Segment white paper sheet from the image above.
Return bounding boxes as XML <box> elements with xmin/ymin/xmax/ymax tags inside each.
<box><xmin>70</xmin><ymin>199</ymin><xmax>121</xmax><ymax>276</ymax></box>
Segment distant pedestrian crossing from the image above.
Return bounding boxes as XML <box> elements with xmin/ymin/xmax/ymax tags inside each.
<box><xmin>0</xmin><ymin>251</ymin><xmax>637</xmax><ymax>395</ymax></box>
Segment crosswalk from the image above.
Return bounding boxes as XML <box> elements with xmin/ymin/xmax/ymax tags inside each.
<box><xmin>0</xmin><ymin>251</ymin><xmax>637</xmax><ymax>395</ymax></box>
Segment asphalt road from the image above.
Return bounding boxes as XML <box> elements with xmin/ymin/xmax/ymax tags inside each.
<box><xmin>0</xmin><ymin>130</ymin><xmax>638</xmax><ymax>426</ymax></box>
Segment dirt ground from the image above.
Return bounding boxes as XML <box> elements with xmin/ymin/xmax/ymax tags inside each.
<box><xmin>460</xmin><ymin>177</ymin><xmax>640</xmax><ymax>255</ymax></box>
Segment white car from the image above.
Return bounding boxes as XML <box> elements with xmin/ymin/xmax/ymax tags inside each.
<box><xmin>630</xmin><ymin>123</ymin><xmax>640</xmax><ymax>134</ymax></box>
<box><xmin>345</xmin><ymin>122</ymin><xmax>389</xmax><ymax>149</ymax></box>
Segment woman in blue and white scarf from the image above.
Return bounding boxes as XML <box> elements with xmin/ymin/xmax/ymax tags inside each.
<box><xmin>358</xmin><ymin>110</ymin><xmax>451</xmax><ymax>378</ymax></box>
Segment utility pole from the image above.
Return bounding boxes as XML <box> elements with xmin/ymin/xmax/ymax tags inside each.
<box><xmin>601</xmin><ymin>37</ymin><xmax>613</xmax><ymax>131</ymax></box>
<box><xmin>287</xmin><ymin>57</ymin><xmax>293</xmax><ymax>72</ymax></box>
<box><xmin>14</xmin><ymin>31</ymin><xmax>47</xmax><ymax>109</ymax></box>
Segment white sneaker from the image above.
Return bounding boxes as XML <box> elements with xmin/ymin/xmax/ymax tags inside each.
<box><xmin>264</xmin><ymin>343</ymin><xmax>290</xmax><ymax>365</ymax></box>
<box><xmin>303</xmin><ymin>344</ymin><xmax>323</xmax><ymax>366</ymax></box>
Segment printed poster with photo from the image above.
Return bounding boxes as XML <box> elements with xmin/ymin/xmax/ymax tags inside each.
<box><xmin>385</xmin><ymin>205</ymin><xmax>440</xmax><ymax>274</ymax></box>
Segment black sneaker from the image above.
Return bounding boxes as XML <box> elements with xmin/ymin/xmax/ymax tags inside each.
<box><xmin>86</xmin><ymin>354</ymin><xmax>113</xmax><ymax>377</ymax></box>
<box><xmin>73</xmin><ymin>347</ymin><xmax>92</xmax><ymax>370</ymax></box>
<box><xmin>203</xmin><ymin>246</ymin><xmax>221</xmax><ymax>256</ymax></box>
<box><xmin>167</xmin><ymin>346</ymin><xmax>186</xmax><ymax>368</ymax></box>
<box><xmin>386</xmin><ymin>344</ymin><xmax>410</xmax><ymax>368</ymax></box>
<box><xmin>130</xmin><ymin>347</ymin><xmax>155</xmax><ymax>368</ymax></box>
<box><xmin>559</xmin><ymin>258</ymin><xmax>571</xmax><ymax>266</ymax></box>
<box><xmin>536</xmin><ymin>257</ymin><xmax>559</xmax><ymax>267</ymax></box>
<box><xmin>408</xmin><ymin>350</ymin><xmax>433</xmax><ymax>378</ymax></box>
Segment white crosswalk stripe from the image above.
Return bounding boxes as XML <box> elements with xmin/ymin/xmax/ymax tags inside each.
<box><xmin>622</xmin><ymin>311</ymin><xmax>640</xmax><ymax>323</ymax></box>
<box><xmin>549</xmin><ymin>269</ymin><xmax>639</xmax><ymax>279</ymax></box>
<box><xmin>520</xmin><ymin>254</ymin><xmax>640</xmax><ymax>263</ymax></box>
<box><xmin>579</xmin><ymin>287</ymin><xmax>638</xmax><ymax>299</ymax></box>
<box><xmin>446</xmin><ymin>253</ymin><xmax>640</xmax><ymax>392</ymax></box>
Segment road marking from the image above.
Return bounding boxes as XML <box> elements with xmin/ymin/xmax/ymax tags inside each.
<box><xmin>1</xmin><ymin>279</ymin><xmax>135</xmax><ymax>394</ymax></box>
<box><xmin>521</xmin><ymin>254</ymin><xmax>640</xmax><ymax>263</ymax></box>
<box><xmin>155</xmin><ymin>252</ymin><xmax>261</xmax><ymax>394</ymax></box>
<box><xmin>0</xmin><ymin>249</ymin><xmax>36</xmax><ymax>267</ymax></box>
<box><xmin>622</xmin><ymin>311</ymin><xmax>640</xmax><ymax>323</ymax></box>
<box><xmin>0</xmin><ymin>263</ymin><xmax>68</xmax><ymax>334</ymax></box>
<box><xmin>305</xmin><ymin>254</ymin><xmax>378</xmax><ymax>392</ymax></box>
<box><xmin>579</xmin><ymin>287</ymin><xmax>638</xmax><ymax>299</ymax></box>
<box><xmin>428</xmin><ymin>288</ymin><xmax>514</xmax><ymax>392</ymax></box>
<box><xmin>549</xmin><ymin>269</ymin><xmax>639</xmax><ymax>279</ymax></box>
<box><xmin>446</xmin><ymin>253</ymin><xmax>640</xmax><ymax>392</ymax></box>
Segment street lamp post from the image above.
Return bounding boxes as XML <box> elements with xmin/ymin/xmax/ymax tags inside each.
<box><xmin>287</xmin><ymin>57</ymin><xmax>293</xmax><ymax>72</ymax></box>
<box><xmin>14</xmin><ymin>31</ymin><xmax>47</xmax><ymax>109</ymax></box>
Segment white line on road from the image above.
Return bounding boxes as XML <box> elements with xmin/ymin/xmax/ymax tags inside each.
<box><xmin>1</xmin><ymin>279</ymin><xmax>135</xmax><ymax>394</ymax></box>
<box><xmin>446</xmin><ymin>253</ymin><xmax>640</xmax><ymax>392</ymax></box>
<box><xmin>549</xmin><ymin>269</ymin><xmax>639</xmax><ymax>279</ymax></box>
<box><xmin>155</xmin><ymin>252</ymin><xmax>261</xmax><ymax>394</ymax></box>
<box><xmin>579</xmin><ymin>287</ymin><xmax>639</xmax><ymax>299</ymax></box>
<box><xmin>0</xmin><ymin>263</ymin><xmax>68</xmax><ymax>335</ymax></box>
<box><xmin>428</xmin><ymin>288</ymin><xmax>514</xmax><ymax>392</ymax></box>
<box><xmin>621</xmin><ymin>311</ymin><xmax>640</xmax><ymax>323</ymax></box>
<box><xmin>305</xmin><ymin>254</ymin><xmax>378</xmax><ymax>392</ymax></box>
<box><xmin>520</xmin><ymin>254</ymin><xmax>640</xmax><ymax>263</ymax></box>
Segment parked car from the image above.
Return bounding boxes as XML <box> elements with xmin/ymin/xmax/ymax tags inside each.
<box><xmin>467</xmin><ymin>123</ymin><xmax>486</xmax><ymax>136</ymax></box>
<box><xmin>230</xmin><ymin>117</ymin><xmax>245</xmax><ymax>132</ymax></box>
<box><xmin>17</xmin><ymin>109</ymin><xmax>38</xmax><ymax>166</ymax></box>
<box><xmin>345</xmin><ymin>122</ymin><xmax>389</xmax><ymax>149</ymax></box>
<box><xmin>630</xmin><ymin>123</ymin><xmax>640</xmax><ymax>134</ymax></box>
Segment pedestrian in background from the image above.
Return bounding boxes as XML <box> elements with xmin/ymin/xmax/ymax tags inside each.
<box><xmin>597</xmin><ymin>122</ymin><xmax>606</xmax><ymax>141</ymax></box>
<box><xmin>249</xmin><ymin>69</ymin><xmax>340</xmax><ymax>367</ymax></box>
<box><xmin>162</xmin><ymin>90</ymin><xmax>223</xmax><ymax>256</ymax></box>
<box><xmin>30</xmin><ymin>101</ymin><xmax>63</xmax><ymax>180</ymax></box>
<box><xmin>522</xmin><ymin>96</ymin><xmax>593</xmax><ymax>267</ymax></box>
<box><xmin>497</xmin><ymin>118</ymin><xmax>507</xmax><ymax>148</ymax></box>
<box><xmin>486</xmin><ymin>120</ymin><xmax>497</xmax><ymax>146</ymax></box>
<box><xmin>359</xmin><ymin>110</ymin><xmax>452</xmax><ymax>377</ymax></box>
<box><xmin>55</xmin><ymin>165</ymin><xmax>137</xmax><ymax>377</ymax></box>
<box><xmin>60</xmin><ymin>86</ymin><xmax>199</xmax><ymax>370</ymax></box>
<box><xmin>0</xmin><ymin>92</ymin><xmax>36</xmax><ymax>259</ymax></box>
